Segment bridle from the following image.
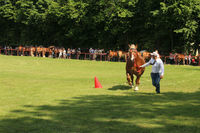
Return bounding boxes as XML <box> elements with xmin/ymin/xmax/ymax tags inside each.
<box><xmin>129</xmin><ymin>50</ymin><xmax>143</xmax><ymax>73</ymax></box>
<box><xmin>129</xmin><ymin>49</ymin><xmax>137</xmax><ymax>61</ymax></box>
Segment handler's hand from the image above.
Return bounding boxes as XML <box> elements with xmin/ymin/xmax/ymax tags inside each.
<box><xmin>160</xmin><ymin>75</ymin><xmax>164</xmax><ymax>79</ymax></box>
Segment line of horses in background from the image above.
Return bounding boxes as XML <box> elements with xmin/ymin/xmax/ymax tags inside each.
<box><xmin>108</xmin><ymin>50</ymin><xmax>200</xmax><ymax>65</ymax></box>
<box><xmin>4</xmin><ymin>45</ymin><xmax>198</xmax><ymax>65</ymax></box>
<box><xmin>16</xmin><ymin>45</ymin><xmax>65</xmax><ymax>58</ymax></box>
<box><xmin>15</xmin><ymin>45</ymin><xmax>151</xmax><ymax>60</ymax></box>
<box><xmin>16</xmin><ymin>46</ymin><xmax>105</xmax><ymax>58</ymax></box>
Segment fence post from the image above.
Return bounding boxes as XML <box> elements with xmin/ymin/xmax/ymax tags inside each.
<box><xmin>199</xmin><ymin>56</ymin><xmax>200</xmax><ymax>66</ymax></box>
<box><xmin>84</xmin><ymin>53</ymin><xmax>86</xmax><ymax>60</ymax></box>
<box><xmin>175</xmin><ymin>57</ymin><xmax>177</xmax><ymax>64</ymax></box>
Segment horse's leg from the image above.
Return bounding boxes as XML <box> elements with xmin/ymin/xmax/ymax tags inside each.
<box><xmin>126</xmin><ymin>73</ymin><xmax>132</xmax><ymax>87</ymax></box>
<box><xmin>125</xmin><ymin>55</ymin><xmax>127</xmax><ymax>62</ymax></box>
<box><xmin>183</xmin><ymin>58</ymin><xmax>185</xmax><ymax>65</ymax></box>
<box><xmin>43</xmin><ymin>51</ymin><xmax>45</xmax><ymax>58</ymax></box>
<box><xmin>135</xmin><ymin>75</ymin><xmax>141</xmax><ymax>91</ymax></box>
<box><xmin>118</xmin><ymin>56</ymin><xmax>120</xmax><ymax>62</ymax></box>
<box><xmin>131</xmin><ymin>74</ymin><xmax>134</xmax><ymax>87</ymax></box>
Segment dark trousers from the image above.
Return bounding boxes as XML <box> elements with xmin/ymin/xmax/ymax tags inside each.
<box><xmin>151</xmin><ymin>73</ymin><xmax>161</xmax><ymax>93</ymax></box>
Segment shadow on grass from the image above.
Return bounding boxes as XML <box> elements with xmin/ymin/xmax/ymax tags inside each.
<box><xmin>0</xmin><ymin>92</ymin><xmax>200</xmax><ymax>133</ymax></box>
<box><xmin>181</xmin><ymin>67</ymin><xmax>200</xmax><ymax>71</ymax></box>
<box><xmin>108</xmin><ymin>85</ymin><xmax>132</xmax><ymax>90</ymax></box>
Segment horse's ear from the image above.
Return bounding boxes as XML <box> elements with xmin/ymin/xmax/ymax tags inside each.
<box><xmin>135</xmin><ymin>44</ymin><xmax>138</xmax><ymax>49</ymax></box>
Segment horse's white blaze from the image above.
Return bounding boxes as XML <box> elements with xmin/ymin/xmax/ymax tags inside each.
<box><xmin>131</xmin><ymin>54</ymin><xmax>134</xmax><ymax>61</ymax></box>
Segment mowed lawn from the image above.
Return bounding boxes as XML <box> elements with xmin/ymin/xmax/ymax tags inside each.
<box><xmin>0</xmin><ymin>55</ymin><xmax>199</xmax><ymax>133</ymax></box>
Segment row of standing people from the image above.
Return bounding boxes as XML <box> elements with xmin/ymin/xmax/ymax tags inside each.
<box><xmin>56</xmin><ymin>47</ymin><xmax>105</xmax><ymax>60</ymax></box>
<box><xmin>57</xmin><ymin>48</ymin><xmax>80</xmax><ymax>59</ymax></box>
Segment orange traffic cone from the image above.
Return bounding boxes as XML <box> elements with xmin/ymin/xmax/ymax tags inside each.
<box><xmin>94</xmin><ymin>76</ymin><xmax>102</xmax><ymax>88</ymax></box>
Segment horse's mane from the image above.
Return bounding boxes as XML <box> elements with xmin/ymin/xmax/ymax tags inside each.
<box><xmin>136</xmin><ymin>52</ymin><xmax>145</xmax><ymax>65</ymax></box>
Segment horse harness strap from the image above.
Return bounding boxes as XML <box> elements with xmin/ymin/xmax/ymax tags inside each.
<box><xmin>134</xmin><ymin>63</ymin><xmax>142</xmax><ymax>73</ymax></box>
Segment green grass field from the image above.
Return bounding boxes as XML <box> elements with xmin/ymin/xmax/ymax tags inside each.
<box><xmin>0</xmin><ymin>55</ymin><xmax>199</xmax><ymax>133</ymax></box>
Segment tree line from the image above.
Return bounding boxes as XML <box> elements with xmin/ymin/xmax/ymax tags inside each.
<box><xmin>0</xmin><ymin>0</ymin><xmax>200</xmax><ymax>54</ymax></box>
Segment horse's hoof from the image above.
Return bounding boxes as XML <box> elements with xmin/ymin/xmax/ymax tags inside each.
<box><xmin>134</xmin><ymin>86</ymin><xmax>139</xmax><ymax>91</ymax></box>
<box><xmin>128</xmin><ymin>83</ymin><xmax>132</xmax><ymax>87</ymax></box>
<box><xmin>131</xmin><ymin>85</ymin><xmax>134</xmax><ymax>88</ymax></box>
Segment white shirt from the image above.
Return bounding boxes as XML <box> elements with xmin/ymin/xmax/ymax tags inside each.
<box><xmin>141</xmin><ymin>58</ymin><xmax>164</xmax><ymax>76</ymax></box>
<box><xmin>63</xmin><ymin>50</ymin><xmax>66</xmax><ymax>55</ymax></box>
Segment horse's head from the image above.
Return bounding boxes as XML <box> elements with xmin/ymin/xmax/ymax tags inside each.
<box><xmin>128</xmin><ymin>50</ymin><xmax>139</xmax><ymax>62</ymax></box>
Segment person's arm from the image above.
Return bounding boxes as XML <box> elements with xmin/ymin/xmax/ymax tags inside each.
<box><xmin>140</xmin><ymin>59</ymin><xmax>153</xmax><ymax>67</ymax></box>
<box><xmin>160</xmin><ymin>60</ymin><xmax>164</xmax><ymax>79</ymax></box>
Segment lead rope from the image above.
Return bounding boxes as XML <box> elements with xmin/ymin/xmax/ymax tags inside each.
<box><xmin>134</xmin><ymin>63</ymin><xmax>142</xmax><ymax>73</ymax></box>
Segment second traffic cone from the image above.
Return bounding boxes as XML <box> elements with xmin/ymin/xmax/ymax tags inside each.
<box><xmin>95</xmin><ymin>76</ymin><xmax>102</xmax><ymax>88</ymax></box>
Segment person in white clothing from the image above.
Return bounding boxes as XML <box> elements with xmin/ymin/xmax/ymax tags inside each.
<box><xmin>140</xmin><ymin>51</ymin><xmax>164</xmax><ymax>93</ymax></box>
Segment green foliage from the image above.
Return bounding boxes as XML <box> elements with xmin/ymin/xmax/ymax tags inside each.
<box><xmin>150</xmin><ymin>0</ymin><xmax>200</xmax><ymax>53</ymax></box>
<box><xmin>0</xmin><ymin>0</ymin><xmax>200</xmax><ymax>53</ymax></box>
<box><xmin>0</xmin><ymin>0</ymin><xmax>16</xmax><ymax>20</ymax></box>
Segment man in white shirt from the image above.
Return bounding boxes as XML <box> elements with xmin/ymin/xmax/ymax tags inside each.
<box><xmin>140</xmin><ymin>52</ymin><xmax>164</xmax><ymax>93</ymax></box>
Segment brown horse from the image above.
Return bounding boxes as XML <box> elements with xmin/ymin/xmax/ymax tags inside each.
<box><xmin>140</xmin><ymin>50</ymin><xmax>151</xmax><ymax>61</ymax></box>
<box><xmin>48</xmin><ymin>46</ymin><xmax>55</xmax><ymax>57</ymax></box>
<box><xmin>36</xmin><ymin>46</ymin><xmax>44</xmax><ymax>57</ymax></box>
<box><xmin>41</xmin><ymin>47</ymin><xmax>50</xmax><ymax>57</ymax></box>
<box><xmin>30</xmin><ymin>47</ymin><xmax>36</xmax><ymax>57</ymax></box>
<box><xmin>175</xmin><ymin>53</ymin><xmax>185</xmax><ymax>65</ymax></box>
<box><xmin>108</xmin><ymin>50</ymin><xmax>118</xmax><ymax>61</ymax></box>
<box><xmin>118</xmin><ymin>50</ymin><xmax>127</xmax><ymax>61</ymax></box>
<box><xmin>126</xmin><ymin>49</ymin><xmax>145</xmax><ymax>91</ymax></box>
<box><xmin>18</xmin><ymin>45</ymin><xmax>25</xmax><ymax>56</ymax></box>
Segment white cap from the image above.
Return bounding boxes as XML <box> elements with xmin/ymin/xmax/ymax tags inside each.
<box><xmin>150</xmin><ymin>52</ymin><xmax>159</xmax><ymax>57</ymax></box>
